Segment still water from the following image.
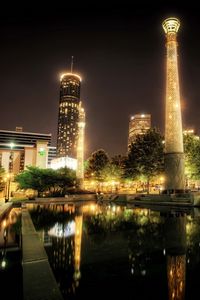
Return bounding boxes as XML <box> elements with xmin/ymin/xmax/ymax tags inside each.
<box><xmin>0</xmin><ymin>208</ymin><xmax>22</xmax><ymax>299</ymax></box>
<box><xmin>28</xmin><ymin>202</ymin><xmax>200</xmax><ymax>300</ymax></box>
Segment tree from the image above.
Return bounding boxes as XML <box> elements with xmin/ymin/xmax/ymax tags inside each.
<box><xmin>125</xmin><ymin>128</ymin><xmax>164</xmax><ymax>193</ymax></box>
<box><xmin>100</xmin><ymin>163</ymin><xmax>123</xmax><ymax>184</ymax></box>
<box><xmin>15</xmin><ymin>166</ymin><xmax>76</xmax><ymax>197</ymax></box>
<box><xmin>184</xmin><ymin>134</ymin><xmax>200</xmax><ymax>181</ymax></box>
<box><xmin>86</xmin><ymin>149</ymin><xmax>109</xmax><ymax>180</ymax></box>
<box><xmin>0</xmin><ymin>166</ymin><xmax>5</xmax><ymax>192</ymax></box>
<box><xmin>111</xmin><ymin>155</ymin><xmax>127</xmax><ymax>169</ymax></box>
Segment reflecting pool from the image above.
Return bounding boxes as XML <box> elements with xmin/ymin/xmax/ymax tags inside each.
<box><xmin>28</xmin><ymin>202</ymin><xmax>200</xmax><ymax>300</ymax></box>
<box><xmin>0</xmin><ymin>208</ymin><xmax>22</xmax><ymax>299</ymax></box>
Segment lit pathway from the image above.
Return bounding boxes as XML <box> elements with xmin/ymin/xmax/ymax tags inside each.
<box><xmin>22</xmin><ymin>206</ymin><xmax>63</xmax><ymax>300</ymax></box>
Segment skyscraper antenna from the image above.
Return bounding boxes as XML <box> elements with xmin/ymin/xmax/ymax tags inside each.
<box><xmin>71</xmin><ymin>56</ymin><xmax>74</xmax><ymax>73</ymax></box>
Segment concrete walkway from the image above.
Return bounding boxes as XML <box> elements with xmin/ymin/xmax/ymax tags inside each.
<box><xmin>22</xmin><ymin>206</ymin><xmax>63</xmax><ymax>300</ymax></box>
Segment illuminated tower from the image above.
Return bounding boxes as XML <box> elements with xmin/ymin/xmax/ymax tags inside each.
<box><xmin>128</xmin><ymin>113</ymin><xmax>151</xmax><ymax>149</ymax></box>
<box><xmin>76</xmin><ymin>102</ymin><xmax>86</xmax><ymax>187</ymax></box>
<box><xmin>57</xmin><ymin>59</ymin><xmax>81</xmax><ymax>159</ymax></box>
<box><xmin>162</xmin><ymin>17</ymin><xmax>185</xmax><ymax>193</ymax></box>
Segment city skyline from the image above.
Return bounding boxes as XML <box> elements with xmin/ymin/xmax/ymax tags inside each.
<box><xmin>0</xmin><ymin>4</ymin><xmax>199</xmax><ymax>158</ymax></box>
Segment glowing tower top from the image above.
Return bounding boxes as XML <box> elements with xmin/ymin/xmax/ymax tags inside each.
<box><xmin>162</xmin><ymin>17</ymin><xmax>180</xmax><ymax>34</ymax></box>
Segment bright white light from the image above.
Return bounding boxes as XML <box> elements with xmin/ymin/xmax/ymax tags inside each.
<box><xmin>1</xmin><ymin>259</ymin><xmax>6</xmax><ymax>269</ymax></box>
<box><xmin>51</xmin><ymin>156</ymin><xmax>77</xmax><ymax>170</ymax></box>
<box><xmin>48</xmin><ymin>221</ymin><xmax>75</xmax><ymax>238</ymax></box>
<box><xmin>10</xmin><ymin>142</ymin><xmax>14</xmax><ymax>149</ymax></box>
<box><xmin>60</xmin><ymin>73</ymin><xmax>82</xmax><ymax>82</ymax></box>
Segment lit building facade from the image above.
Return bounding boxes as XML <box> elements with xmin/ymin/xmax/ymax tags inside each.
<box><xmin>128</xmin><ymin>114</ymin><xmax>151</xmax><ymax>149</ymax></box>
<box><xmin>76</xmin><ymin>102</ymin><xmax>85</xmax><ymax>185</ymax></box>
<box><xmin>57</xmin><ymin>73</ymin><xmax>81</xmax><ymax>159</ymax></box>
<box><xmin>0</xmin><ymin>128</ymin><xmax>52</xmax><ymax>174</ymax></box>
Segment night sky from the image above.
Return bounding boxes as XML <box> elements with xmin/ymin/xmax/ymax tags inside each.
<box><xmin>0</xmin><ymin>4</ymin><xmax>199</xmax><ymax>158</ymax></box>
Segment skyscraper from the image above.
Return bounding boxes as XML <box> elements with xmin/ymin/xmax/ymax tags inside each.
<box><xmin>57</xmin><ymin>72</ymin><xmax>81</xmax><ymax>159</ymax></box>
<box><xmin>128</xmin><ymin>114</ymin><xmax>151</xmax><ymax>149</ymax></box>
<box><xmin>162</xmin><ymin>17</ymin><xmax>185</xmax><ymax>193</ymax></box>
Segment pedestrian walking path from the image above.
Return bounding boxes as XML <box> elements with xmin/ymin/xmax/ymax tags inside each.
<box><xmin>22</xmin><ymin>206</ymin><xmax>63</xmax><ymax>300</ymax></box>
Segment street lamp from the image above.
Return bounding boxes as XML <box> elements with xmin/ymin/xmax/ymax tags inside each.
<box><xmin>5</xmin><ymin>142</ymin><xmax>14</xmax><ymax>203</ymax></box>
<box><xmin>5</xmin><ymin>174</ymin><xmax>11</xmax><ymax>203</ymax></box>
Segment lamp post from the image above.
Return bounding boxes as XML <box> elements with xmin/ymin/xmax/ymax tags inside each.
<box><xmin>5</xmin><ymin>142</ymin><xmax>14</xmax><ymax>203</ymax></box>
<box><xmin>5</xmin><ymin>174</ymin><xmax>11</xmax><ymax>203</ymax></box>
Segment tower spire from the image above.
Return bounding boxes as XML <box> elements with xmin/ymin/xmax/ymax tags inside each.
<box><xmin>71</xmin><ymin>56</ymin><xmax>74</xmax><ymax>73</ymax></box>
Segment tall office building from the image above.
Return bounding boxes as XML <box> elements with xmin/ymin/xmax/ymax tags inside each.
<box><xmin>57</xmin><ymin>72</ymin><xmax>81</xmax><ymax>159</ymax></box>
<box><xmin>128</xmin><ymin>114</ymin><xmax>151</xmax><ymax>149</ymax></box>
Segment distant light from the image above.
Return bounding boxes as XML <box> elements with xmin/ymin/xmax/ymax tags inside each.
<box><xmin>141</xmin><ymin>114</ymin><xmax>145</xmax><ymax>118</ymax></box>
<box><xmin>131</xmin><ymin>268</ymin><xmax>134</xmax><ymax>275</ymax></box>
<box><xmin>10</xmin><ymin>142</ymin><xmax>14</xmax><ymax>149</ymax></box>
<box><xmin>131</xmin><ymin>116</ymin><xmax>134</xmax><ymax>120</ymax></box>
<box><xmin>141</xmin><ymin>270</ymin><xmax>146</xmax><ymax>276</ymax></box>
<box><xmin>60</xmin><ymin>73</ymin><xmax>82</xmax><ymax>82</ymax></box>
<box><xmin>1</xmin><ymin>259</ymin><xmax>6</xmax><ymax>269</ymax></box>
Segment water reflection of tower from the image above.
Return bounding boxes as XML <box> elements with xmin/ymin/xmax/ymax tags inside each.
<box><xmin>49</xmin><ymin>229</ymin><xmax>75</xmax><ymax>296</ymax></box>
<box><xmin>74</xmin><ymin>214</ymin><xmax>83</xmax><ymax>285</ymax></box>
<box><xmin>163</xmin><ymin>212</ymin><xmax>186</xmax><ymax>300</ymax></box>
<box><xmin>47</xmin><ymin>210</ymin><xmax>83</xmax><ymax>297</ymax></box>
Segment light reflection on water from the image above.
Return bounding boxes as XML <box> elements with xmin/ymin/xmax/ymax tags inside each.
<box><xmin>0</xmin><ymin>208</ymin><xmax>22</xmax><ymax>298</ymax></box>
<box><xmin>28</xmin><ymin>203</ymin><xmax>200</xmax><ymax>300</ymax></box>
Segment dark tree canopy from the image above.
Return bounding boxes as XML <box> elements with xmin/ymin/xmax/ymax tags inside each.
<box><xmin>184</xmin><ymin>134</ymin><xmax>200</xmax><ymax>180</ymax></box>
<box><xmin>125</xmin><ymin>128</ymin><xmax>164</xmax><ymax>189</ymax></box>
<box><xmin>15</xmin><ymin>166</ymin><xmax>76</xmax><ymax>197</ymax></box>
<box><xmin>86</xmin><ymin>149</ymin><xmax>109</xmax><ymax>180</ymax></box>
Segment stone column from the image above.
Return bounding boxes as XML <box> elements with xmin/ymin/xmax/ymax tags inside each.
<box><xmin>162</xmin><ymin>18</ymin><xmax>185</xmax><ymax>193</ymax></box>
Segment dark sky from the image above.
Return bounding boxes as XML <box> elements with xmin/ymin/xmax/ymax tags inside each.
<box><xmin>0</xmin><ymin>3</ymin><xmax>199</xmax><ymax>158</ymax></box>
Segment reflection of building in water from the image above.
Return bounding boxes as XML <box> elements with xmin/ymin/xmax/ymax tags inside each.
<box><xmin>74</xmin><ymin>215</ymin><xmax>83</xmax><ymax>284</ymax></box>
<box><xmin>167</xmin><ymin>255</ymin><xmax>186</xmax><ymax>300</ymax></box>
<box><xmin>47</xmin><ymin>225</ymin><xmax>75</xmax><ymax>297</ymax></box>
<box><xmin>40</xmin><ymin>207</ymin><xmax>83</xmax><ymax>297</ymax></box>
<box><xmin>0</xmin><ymin>208</ymin><xmax>21</xmax><ymax>248</ymax></box>
<box><xmin>164</xmin><ymin>213</ymin><xmax>186</xmax><ymax>300</ymax></box>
